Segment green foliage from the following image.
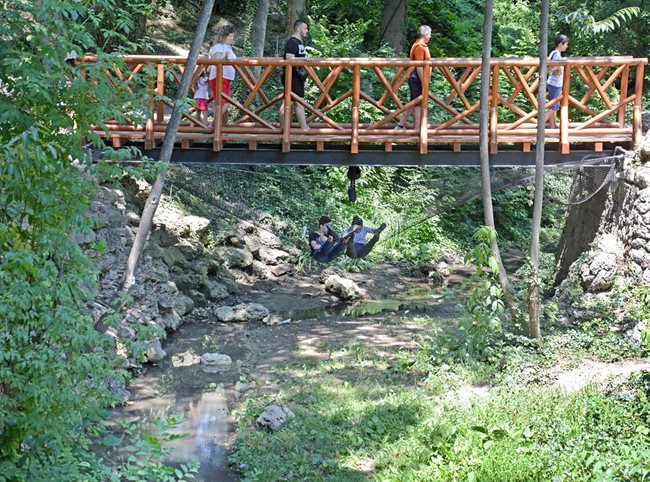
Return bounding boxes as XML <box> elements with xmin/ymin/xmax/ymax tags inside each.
<box><xmin>557</xmin><ymin>6</ymin><xmax>640</xmax><ymax>38</ymax></box>
<box><xmin>106</xmin><ymin>418</ymin><xmax>200</xmax><ymax>481</ymax></box>
<box><xmin>230</xmin><ymin>319</ymin><xmax>650</xmax><ymax>481</ymax></box>
<box><xmin>0</xmin><ymin>1</ymin><xmax>188</xmax><ymax>480</ymax></box>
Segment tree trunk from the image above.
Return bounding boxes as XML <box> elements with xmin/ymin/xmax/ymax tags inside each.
<box><xmin>379</xmin><ymin>0</ymin><xmax>406</xmax><ymax>53</ymax></box>
<box><xmin>287</xmin><ymin>0</ymin><xmax>306</xmax><ymax>36</ymax></box>
<box><xmin>553</xmin><ymin>168</ymin><xmax>610</xmax><ymax>286</ymax></box>
<box><xmin>478</xmin><ymin>0</ymin><xmax>518</xmax><ymax>325</ymax></box>
<box><xmin>528</xmin><ymin>0</ymin><xmax>551</xmax><ymax>339</ymax></box>
<box><xmin>251</xmin><ymin>0</ymin><xmax>270</xmax><ymax>59</ymax></box>
<box><xmin>120</xmin><ymin>0</ymin><xmax>216</xmax><ymax>293</ymax></box>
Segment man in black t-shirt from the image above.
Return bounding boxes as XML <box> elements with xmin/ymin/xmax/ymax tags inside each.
<box><xmin>280</xmin><ymin>19</ymin><xmax>309</xmax><ymax>130</ymax></box>
<box><xmin>309</xmin><ymin>215</ymin><xmax>353</xmax><ymax>263</ymax></box>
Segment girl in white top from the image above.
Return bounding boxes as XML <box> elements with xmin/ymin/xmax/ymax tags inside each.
<box><xmin>208</xmin><ymin>24</ymin><xmax>237</xmax><ymax>125</ymax></box>
<box><xmin>193</xmin><ymin>70</ymin><xmax>209</xmax><ymax>124</ymax></box>
<box><xmin>545</xmin><ymin>34</ymin><xmax>569</xmax><ymax>128</ymax></box>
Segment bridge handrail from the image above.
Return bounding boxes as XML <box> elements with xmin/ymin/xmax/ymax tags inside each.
<box><xmin>90</xmin><ymin>54</ymin><xmax>647</xmax><ymax>155</ymax></box>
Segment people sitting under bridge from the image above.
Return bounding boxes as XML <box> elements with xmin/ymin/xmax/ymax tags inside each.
<box><xmin>343</xmin><ymin>216</ymin><xmax>386</xmax><ymax>259</ymax></box>
<box><xmin>309</xmin><ymin>215</ymin><xmax>354</xmax><ymax>263</ymax></box>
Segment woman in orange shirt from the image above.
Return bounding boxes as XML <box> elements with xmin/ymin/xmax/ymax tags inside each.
<box><xmin>395</xmin><ymin>25</ymin><xmax>432</xmax><ymax>130</ymax></box>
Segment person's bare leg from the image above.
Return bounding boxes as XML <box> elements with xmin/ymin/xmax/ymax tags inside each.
<box><xmin>221</xmin><ymin>104</ymin><xmax>230</xmax><ymax>126</ymax></box>
<box><xmin>397</xmin><ymin>107</ymin><xmax>412</xmax><ymax>128</ymax></box>
<box><xmin>413</xmin><ymin>106</ymin><xmax>422</xmax><ymax>131</ymax></box>
<box><xmin>295</xmin><ymin>103</ymin><xmax>309</xmax><ymax>130</ymax></box>
<box><xmin>545</xmin><ymin>109</ymin><xmax>557</xmax><ymax>128</ymax></box>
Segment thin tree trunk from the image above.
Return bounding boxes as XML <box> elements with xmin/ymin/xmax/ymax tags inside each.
<box><xmin>379</xmin><ymin>0</ymin><xmax>406</xmax><ymax>53</ymax></box>
<box><xmin>251</xmin><ymin>0</ymin><xmax>270</xmax><ymax>59</ymax></box>
<box><xmin>478</xmin><ymin>0</ymin><xmax>518</xmax><ymax>324</ymax></box>
<box><xmin>120</xmin><ymin>0</ymin><xmax>216</xmax><ymax>293</ymax></box>
<box><xmin>528</xmin><ymin>0</ymin><xmax>551</xmax><ymax>340</ymax></box>
<box><xmin>287</xmin><ymin>0</ymin><xmax>306</xmax><ymax>36</ymax></box>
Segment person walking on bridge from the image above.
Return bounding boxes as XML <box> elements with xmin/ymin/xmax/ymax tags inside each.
<box><xmin>280</xmin><ymin>19</ymin><xmax>310</xmax><ymax>130</ymax></box>
<box><xmin>395</xmin><ymin>25</ymin><xmax>432</xmax><ymax>131</ymax></box>
<box><xmin>545</xmin><ymin>34</ymin><xmax>569</xmax><ymax>129</ymax></box>
<box><xmin>208</xmin><ymin>24</ymin><xmax>237</xmax><ymax>126</ymax></box>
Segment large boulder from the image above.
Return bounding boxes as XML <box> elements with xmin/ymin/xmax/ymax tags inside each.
<box><xmin>217</xmin><ymin>247</ymin><xmax>254</xmax><ymax>270</ymax></box>
<box><xmin>258</xmin><ymin>229</ymin><xmax>282</xmax><ymax>248</ymax></box>
<box><xmin>258</xmin><ymin>247</ymin><xmax>291</xmax><ymax>265</ymax></box>
<box><xmin>580</xmin><ymin>234</ymin><xmax>621</xmax><ymax>292</ymax></box>
<box><xmin>214</xmin><ymin>303</ymin><xmax>269</xmax><ymax>322</ymax></box>
<box><xmin>324</xmin><ymin>275</ymin><xmax>363</xmax><ymax>300</ymax></box>
<box><xmin>145</xmin><ymin>339</ymin><xmax>167</xmax><ymax>363</ymax></box>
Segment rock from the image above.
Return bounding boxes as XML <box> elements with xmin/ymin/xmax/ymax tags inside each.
<box><xmin>105</xmin><ymin>378</ymin><xmax>130</xmax><ymax>405</ymax></box>
<box><xmin>215</xmin><ymin>303</ymin><xmax>270</xmax><ymax>322</ymax></box>
<box><xmin>226</xmin><ymin>231</ymin><xmax>246</xmax><ymax>248</ymax></box>
<box><xmin>187</xmin><ymin>289</ymin><xmax>207</xmax><ymax>304</ymax></box>
<box><xmin>325</xmin><ymin>275</ymin><xmax>363</xmax><ymax>300</ymax></box>
<box><xmin>173</xmin><ymin>239</ymin><xmax>204</xmax><ymax>259</ymax></box>
<box><xmin>257</xmin><ymin>404</ymin><xmax>294</xmax><ymax>431</ymax></box>
<box><xmin>244</xmin><ymin>235</ymin><xmax>262</xmax><ymax>254</ymax></box>
<box><xmin>162</xmin><ymin>246</ymin><xmax>187</xmax><ymax>267</ymax></box>
<box><xmin>258</xmin><ymin>247</ymin><xmax>291</xmax><ymax>265</ymax></box>
<box><xmin>71</xmin><ymin>228</ymin><xmax>97</xmax><ymax>245</ymax></box>
<box><xmin>171</xmin><ymin>350</ymin><xmax>201</xmax><ymax>367</ymax></box>
<box><xmin>173</xmin><ymin>273</ymin><xmax>209</xmax><ymax>292</ymax></box>
<box><xmin>207</xmin><ymin>280</ymin><xmax>229</xmax><ymax>301</ymax></box>
<box><xmin>125</xmin><ymin>211</ymin><xmax>140</xmax><ymax>226</ymax></box>
<box><xmin>145</xmin><ymin>339</ymin><xmax>167</xmax><ymax>363</ymax></box>
<box><xmin>258</xmin><ymin>229</ymin><xmax>282</xmax><ymax>248</ymax></box>
<box><xmin>159</xmin><ymin>311</ymin><xmax>183</xmax><ymax>331</ymax></box>
<box><xmin>319</xmin><ymin>266</ymin><xmax>344</xmax><ymax>283</ymax></box>
<box><xmin>178</xmin><ymin>215</ymin><xmax>211</xmax><ymax>239</ymax></box>
<box><xmin>217</xmin><ymin>247</ymin><xmax>254</xmax><ymax>270</ymax></box>
<box><xmin>252</xmin><ymin>260</ymin><xmax>273</xmax><ymax>279</ymax></box>
<box><xmin>270</xmin><ymin>264</ymin><xmax>293</xmax><ymax>277</ymax></box>
<box><xmin>149</xmin><ymin>228</ymin><xmax>178</xmax><ymax>247</ymax></box>
<box><xmin>200</xmin><ymin>353</ymin><xmax>232</xmax><ymax>366</ymax></box>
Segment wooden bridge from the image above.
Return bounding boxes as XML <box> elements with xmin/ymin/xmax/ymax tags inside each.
<box><xmin>93</xmin><ymin>55</ymin><xmax>646</xmax><ymax>166</ymax></box>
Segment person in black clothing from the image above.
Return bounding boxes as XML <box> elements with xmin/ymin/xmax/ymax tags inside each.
<box><xmin>309</xmin><ymin>215</ymin><xmax>353</xmax><ymax>263</ymax></box>
<box><xmin>280</xmin><ymin>19</ymin><xmax>310</xmax><ymax>130</ymax></box>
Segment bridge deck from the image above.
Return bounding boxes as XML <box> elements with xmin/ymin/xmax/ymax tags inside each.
<box><xmin>91</xmin><ymin>55</ymin><xmax>646</xmax><ymax>160</ymax></box>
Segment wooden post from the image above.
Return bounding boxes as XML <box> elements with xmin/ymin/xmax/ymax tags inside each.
<box><xmin>213</xmin><ymin>65</ymin><xmax>223</xmax><ymax>152</ymax></box>
<box><xmin>489</xmin><ymin>64</ymin><xmax>499</xmax><ymax>154</ymax></box>
<box><xmin>351</xmin><ymin>65</ymin><xmax>360</xmax><ymax>154</ymax></box>
<box><xmin>282</xmin><ymin>65</ymin><xmax>293</xmax><ymax>153</ymax></box>
<box><xmin>145</xmin><ymin>74</ymin><xmax>155</xmax><ymax>150</ymax></box>
<box><xmin>617</xmin><ymin>65</ymin><xmax>629</xmax><ymax>127</ymax></box>
<box><xmin>632</xmin><ymin>62</ymin><xmax>644</xmax><ymax>146</ymax></box>
<box><xmin>419</xmin><ymin>63</ymin><xmax>430</xmax><ymax>155</ymax></box>
<box><xmin>559</xmin><ymin>64</ymin><xmax>570</xmax><ymax>154</ymax></box>
<box><xmin>156</xmin><ymin>63</ymin><xmax>165</xmax><ymax>123</ymax></box>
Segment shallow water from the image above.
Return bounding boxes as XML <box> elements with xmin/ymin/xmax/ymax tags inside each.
<box><xmin>110</xmin><ymin>284</ymin><xmax>460</xmax><ymax>481</ymax></box>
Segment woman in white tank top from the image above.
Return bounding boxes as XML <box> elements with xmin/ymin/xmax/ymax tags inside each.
<box><xmin>208</xmin><ymin>24</ymin><xmax>237</xmax><ymax>126</ymax></box>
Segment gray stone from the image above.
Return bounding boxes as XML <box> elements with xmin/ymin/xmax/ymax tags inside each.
<box><xmin>162</xmin><ymin>246</ymin><xmax>187</xmax><ymax>267</ymax></box>
<box><xmin>226</xmin><ymin>231</ymin><xmax>246</xmax><ymax>248</ymax></box>
<box><xmin>187</xmin><ymin>289</ymin><xmax>207</xmax><ymax>304</ymax></box>
<box><xmin>325</xmin><ymin>275</ymin><xmax>363</xmax><ymax>300</ymax></box>
<box><xmin>319</xmin><ymin>266</ymin><xmax>344</xmax><ymax>283</ymax></box>
<box><xmin>258</xmin><ymin>229</ymin><xmax>282</xmax><ymax>248</ymax></box>
<box><xmin>171</xmin><ymin>350</ymin><xmax>201</xmax><ymax>367</ymax></box>
<box><xmin>126</xmin><ymin>211</ymin><xmax>140</xmax><ymax>226</ymax></box>
<box><xmin>215</xmin><ymin>303</ymin><xmax>270</xmax><ymax>322</ymax></box>
<box><xmin>159</xmin><ymin>311</ymin><xmax>183</xmax><ymax>331</ymax></box>
<box><xmin>244</xmin><ymin>235</ymin><xmax>262</xmax><ymax>254</ymax></box>
<box><xmin>270</xmin><ymin>264</ymin><xmax>293</xmax><ymax>277</ymax></box>
<box><xmin>258</xmin><ymin>247</ymin><xmax>291</xmax><ymax>265</ymax></box>
<box><xmin>174</xmin><ymin>239</ymin><xmax>204</xmax><ymax>259</ymax></box>
<box><xmin>145</xmin><ymin>339</ymin><xmax>167</xmax><ymax>363</ymax></box>
<box><xmin>207</xmin><ymin>280</ymin><xmax>229</xmax><ymax>301</ymax></box>
<box><xmin>178</xmin><ymin>215</ymin><xmax>210</xmax><ymax>239</ymax></box>
<box><xmin>252</xmin><ymin>260</ymin><xmax>273</xmax><ymax>279</ymax></box>
<box><xmin>200</xmin><ymin>353</ymin><xmax>232</xmax><ymax>366</ymax></box>
<box><xmin>149</xmin><ymin>228</ymin><xmax>178</xmax><ymax>247</ymax></box>
<box><xmin>257</xmin><ymin>404</ymin><xmax>294</xmax><ymax>431</ymax></box>
<box><xmin>217</xmin><ymin>247</ymin><xmax>254</xmax><ymax>270</ymax></box>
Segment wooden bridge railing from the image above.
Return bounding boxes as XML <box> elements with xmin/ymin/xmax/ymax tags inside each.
<box><xmin>92</xmin><ymin>55</ymin><xmax>647</xmax><ymax>155</ymax></box>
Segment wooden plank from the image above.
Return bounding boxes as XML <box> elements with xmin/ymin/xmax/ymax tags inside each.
<box><xmin>351</xmin><ymin>65</ymin><xmax>360</xmax><ymax>154</ymax></box>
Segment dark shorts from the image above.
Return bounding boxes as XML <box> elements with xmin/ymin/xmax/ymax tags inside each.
<box><xmin>281</xmin><ymin>73</ymin><xmax>305</xmax><ymax>98</ymax></box>
<box><xmin>408</xmin><ymin>75</ymin><xmax>422</xmax><ymax>101</ymax></box>
<box><xmin>547</xmin><ymin>84</ymin><xmax>562</xmax><ymax>111</ymax></box>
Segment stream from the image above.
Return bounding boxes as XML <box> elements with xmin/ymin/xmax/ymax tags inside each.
<box><xmin>109</xmin><ymin>284</ymin><xmax>461</xmax><ymax>481</ymax></box>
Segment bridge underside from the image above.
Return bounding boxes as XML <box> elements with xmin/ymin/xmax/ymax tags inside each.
<box><xmin>142</xmin><ymin>142</ymin><xmax>622</xmax><ymax>168</ymax></box>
